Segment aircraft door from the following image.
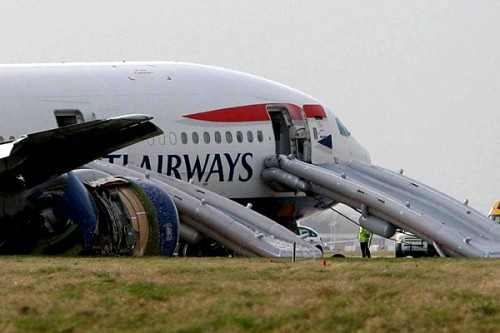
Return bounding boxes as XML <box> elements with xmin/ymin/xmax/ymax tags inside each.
<box><xmin>268</xmin><ymin>107</ymin><xmax>293</xmax><ymax>156</ymax></box>
<box><xmin>303</xmin><ymin>105</ymin><xmax>335</xmax><ymax>164</ymax></box>
<box><xmin>54</xmin><ymin>109</ymin><xmax>97</xmax><ymax>127</ymax></box>
<box><xmin>267</xmin><ymin>105</ymin><xmax>312</xmax><ymax>163</ymax></box>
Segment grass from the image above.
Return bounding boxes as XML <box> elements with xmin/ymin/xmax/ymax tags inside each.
<box><xmin>0</xmin><ymin>256</ymin><xmax>499</xmax><ymax>333</ymax></box>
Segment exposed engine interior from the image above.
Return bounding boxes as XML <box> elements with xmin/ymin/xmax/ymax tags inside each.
<box><xmin>0</xmin><ymin>170</ymin><xmax>179</xmax><ymax>256</ymax></box>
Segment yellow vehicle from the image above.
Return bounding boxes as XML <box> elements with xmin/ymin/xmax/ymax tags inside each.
<box><xmin>488</xmin><ymin>201</ymin><xmax>500</xmax><ymax>224</ymax></box>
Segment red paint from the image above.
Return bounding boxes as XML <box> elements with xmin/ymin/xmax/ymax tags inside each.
<box><xmin>303</xmin><ymin>104</ymin><xmax>327</xmax><ymax>119</ymax></box>
<box><xmin>183</xmin><ymin>104</ymin><xmax>269</xmax><ymax>122</ymax></box>
<box><xmin>183</xmin><ymin>103</ymin><xmax>327</xmax><ymax>123</ymax></box>
<box><xmin>282</xmin><ymin>103</ymin><xmax>302</xmax><ymax>121</ymax></box>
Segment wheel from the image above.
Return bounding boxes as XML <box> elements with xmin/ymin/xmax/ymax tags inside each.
<box><xmin>179</xmin><ymin>242</ymin><xmax>203</xmax><ymax>257</ymax></box>
<box><xmin>179</xmin><ymin>239</ymin><xmax>233</xmax><ymax>257</ymax></box>
<box><xmin>395</xmin><ymin>243</ymin><xmax>404</xmax><ymax>257</ymax></box>
<box><xmin>315</xmin><ymin>245</ymin><xmax>324</xmax><ymax>257</ymax></box>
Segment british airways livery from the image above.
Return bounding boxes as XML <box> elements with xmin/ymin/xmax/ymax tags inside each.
<box><xmin>1</xmin><ymin>62</ymin><xmax>499</xmax><ymax>257</ymax></box>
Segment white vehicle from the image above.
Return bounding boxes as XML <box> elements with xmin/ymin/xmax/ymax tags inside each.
<box><xmin>395</xmin><ymin>231</ymin><xmax>437</xmax><ymax>258</ymax></box>
<box><xmin>297</xmin><ymin>226</ymin><xmax>327</xmax><ymax>255</ymax></box>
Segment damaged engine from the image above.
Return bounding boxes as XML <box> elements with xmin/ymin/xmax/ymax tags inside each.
<box><xmin>0</xmin><ymin>170</ymin><xmax>179</xmax><ymax>256</ymax></box>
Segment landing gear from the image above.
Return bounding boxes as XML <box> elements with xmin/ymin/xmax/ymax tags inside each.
<box><xmin>395</xmin><ymin>243</ymin><xmax>404</xmax><ymax>258</ymax></box>
<box><xmin>178</xmin><ymin>239</ymin><xmax>234</xmax><ymax>257</ymax></box>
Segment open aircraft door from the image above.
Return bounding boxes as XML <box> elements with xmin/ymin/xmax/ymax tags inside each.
<box><xmin>303</xmin><ymin>104</ymin><xmax>335</xmax><ymax>165</ymax></box>
<box><xmin>267</xmin><ymin>104</ymin><xmax>334</xmax><ymax>165</ymax></box>
<box><xmin>267</xmin><ymin>104</ymin><xmax>311</xmax><ymax>163</ymax></box>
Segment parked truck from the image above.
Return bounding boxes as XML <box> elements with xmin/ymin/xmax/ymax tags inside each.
<box><xmin>395</xmin><ymin>201</ymin><xmax>500</xmax><ymax>258</ymax></box>
<box><xmin>394</xmin><ymin>231</ymin><xmax>437</xmax><ymax>258</ymax></box>
<box><xmin>488</xmin><ymin>200</ymin><xmax>500</xmax><ymax>224</ymax></box>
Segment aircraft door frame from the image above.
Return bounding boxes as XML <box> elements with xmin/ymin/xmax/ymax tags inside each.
<box><xmin>54</xmin><ymin>109</ymin><xmax>98</xmax><ymax>127</ymax></box>
<box><xmin>267</xmin><ymin>105</ymin><xmax>312</xmax><ymax>163</ymax></box>
<box><xmin>303</xmin><ymin>104</ymin><xmax>335</xmax><ymax>164</ymax></box>
<box><xmin>54</xmin><ymin>109</ymin><xmax>85</xmax><ymax>127</ymax></box>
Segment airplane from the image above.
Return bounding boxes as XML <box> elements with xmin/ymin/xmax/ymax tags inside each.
<box><xmin>1</xmin><ymin>62</ymin><xmax>499</xmax><ymax>257</ymax></box>
<box><xmin>0</xmin><ymin>61</ymin><xmax>369</xmax><ymax>257</ymax></box>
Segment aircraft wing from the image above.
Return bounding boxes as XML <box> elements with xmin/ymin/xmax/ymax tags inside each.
<box><xmin>0</xmin><ymin>114</ymin><xmax>162</xmax><ymax>187</ymax></box>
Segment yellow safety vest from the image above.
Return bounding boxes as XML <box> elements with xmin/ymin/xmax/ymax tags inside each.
<box><xmin>358</xmin><ymin>227</ymin><xmax>371</xmax><ymax>242</ymax></box>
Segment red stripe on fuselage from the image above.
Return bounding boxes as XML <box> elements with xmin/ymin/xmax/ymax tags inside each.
<box><xmin>282</xmin><ymin>103</ymin><xmax>302</xmax><ymax>121</ymax></box>
<box><xmin>183</xmin><ymin>104</ymin><xmax>269</xmax><ymax>122</ymax></box>
<box><xmin>303</xmin><ymin>104</ymin><xmax>327</xmax><ymax>119</ymax></box>
<box><xmin>183</xmin><ymin>103</ymin><xmax>327</xmax><ymax>122</ymax></box>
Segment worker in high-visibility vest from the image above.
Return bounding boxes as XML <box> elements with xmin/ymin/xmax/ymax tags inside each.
<box><xmin>358</xmin><ymin>226</ymin><xmax>372</xmax><ymax>258</ymax></box>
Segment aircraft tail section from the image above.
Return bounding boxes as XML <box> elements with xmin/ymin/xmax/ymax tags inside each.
<box><xmin>263</xmin><ymin>155</ymin><xmax>500</xmax><ymax>258</ymax></box>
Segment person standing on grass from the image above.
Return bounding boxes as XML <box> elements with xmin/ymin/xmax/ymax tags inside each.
<box><xmin>358</xmin><ymin>226</ymin><xmax>372</xmax><ymax>258</ymax></box>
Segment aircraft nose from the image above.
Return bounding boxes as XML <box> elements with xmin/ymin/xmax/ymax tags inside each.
<box><xmin>351</xmin><ymin>139</ymin><xmax>371</xmax><ymax>164</ymax></box>
<box><xmin>359</xmin><ymin>144</ymin><xmax>371</xmax><ymax>164</ymax></box>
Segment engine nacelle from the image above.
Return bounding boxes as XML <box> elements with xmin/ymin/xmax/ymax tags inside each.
<box><xmin>80</xmin><ymin>173</ymin><xmax>180</xmax><ymax>256</ymax></box>
<box><xmin>130</xmin><ymin>177</ymin><xmax>179</xmax><ymax>256</ymax></box>
<box><xmin>359</xmin><ymin>215</ymin><xmax>397</xmax><ymax>238</ymax></box>
<box><xmin>0</xmin><ymin>170</ymin><xmax>180</xmax><ymax>256</ymax></box>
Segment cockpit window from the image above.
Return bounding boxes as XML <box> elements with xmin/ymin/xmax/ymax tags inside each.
<box><xmin>336</xmin><ymin>118</ymin><xmax>351</xmax><ymax>137</ymax></box>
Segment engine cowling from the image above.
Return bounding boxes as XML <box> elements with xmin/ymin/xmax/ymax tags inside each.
<box><xmin>81</xmin><ymin>172</ymin><xmax>180</xmax><ymax>256</ymax></box>
<box><xmin>0</xmin><ymin>170</ymin><xmax>180</xmax><ymax>256</ymax></box>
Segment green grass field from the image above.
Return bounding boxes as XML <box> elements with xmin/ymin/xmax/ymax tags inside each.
<box><xmin>0</xmin><ymin>255</ymin><xmax>499</xmax><ymax>333</ymax></box>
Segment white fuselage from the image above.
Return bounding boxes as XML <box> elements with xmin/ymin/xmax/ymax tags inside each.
<box><xmin>0</xmin><ymin>62</ymin><xmax>370</xmax><ymax>202</ymax></box>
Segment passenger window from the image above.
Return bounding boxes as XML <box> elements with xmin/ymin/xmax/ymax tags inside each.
<box><xmin>203</xmin><ymin>131</ymin><xmax>210</xmax><ymax>144</ymax></box>
<box><xmin>215</xmin><ymin>131</ymin><xmax>222</xmax><ymax>144</ymax></box>
<box><xmin>225</xmin><ymin>131</ymin><xmax>233</xmax><ymax>143</ymax></box>
<box><xmin>247</xmin><ymin>131</ymin><xmax>254</xmax><ymax>143</ymax></box>
<box><xmin>169</xmin><ymin>132</ymin><xmax>177</xmax><ymax>145</ymax></box>
<box><xmin>192</xmin><ymin>132</ymin><xmax>199</xmax><ymax>144</ymax></box>
<box><xmin>236</xmin><ymin>131</ymin><xmax>243</xmax><ymax>143</ymax></box>
<box><xmin>257</xmin><ymin>130</ymin><xmax>264</xmax><ymax>142</ymax></box>
<box><xmin>158</xmin><ymin>134</ymin><xmax>166</xmax><ymax>145</ymax></box>
<box><xmin>313</xmin><ymin>128</ymin><xmax>318</xmax><ymax>140</ymax></box>
<box><xmin>181</xmin><ymin>132</ymin><xmax>188</xmax><ymax>144</ymax></box>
